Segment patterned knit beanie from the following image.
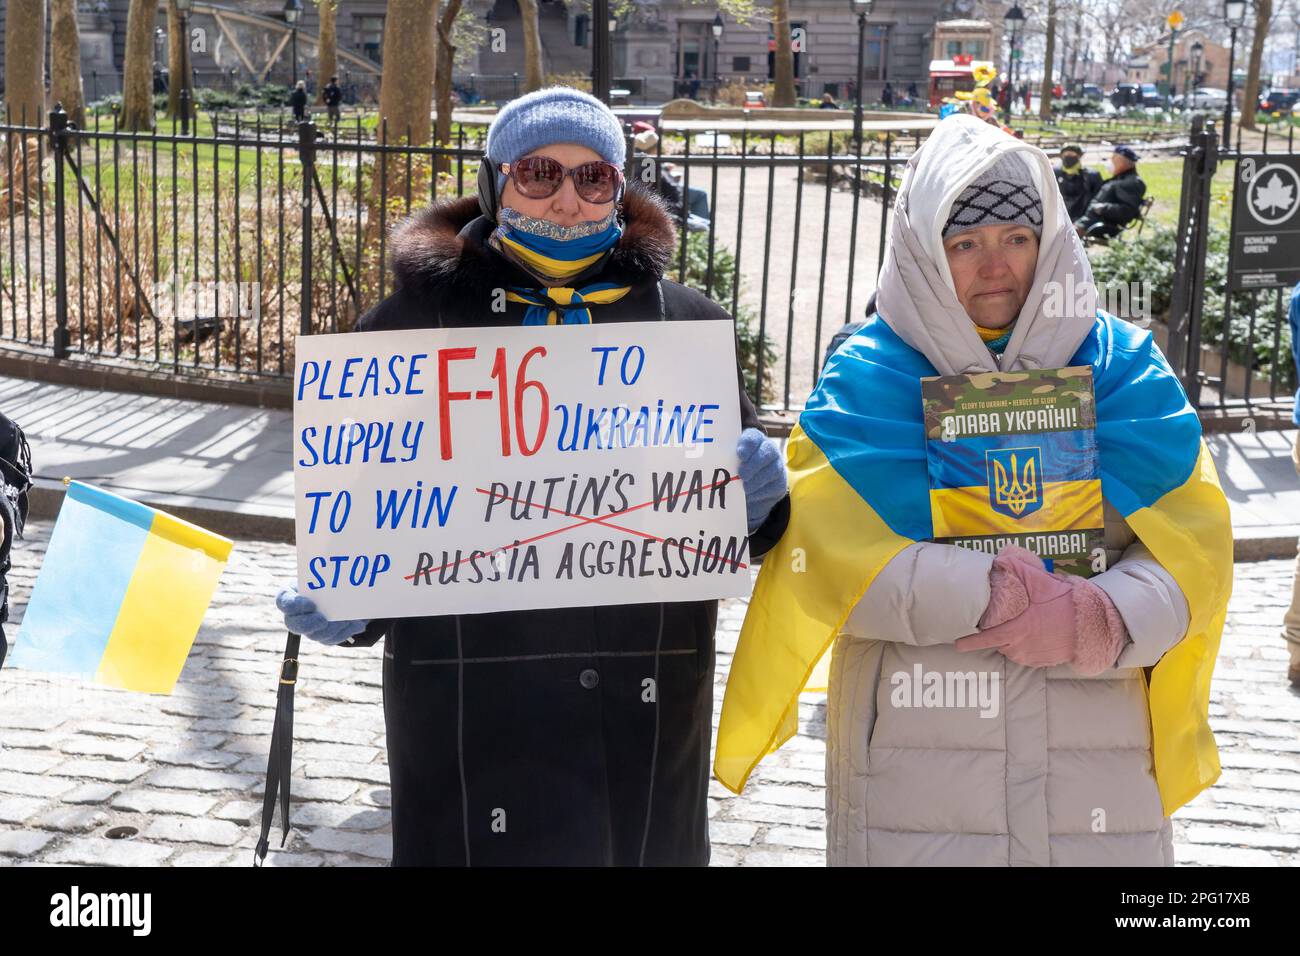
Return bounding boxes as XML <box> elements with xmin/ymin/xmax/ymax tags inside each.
<box><xmin>942</xmin><ymin>153</ymin><xmax>1043</xmax><ymax>240</ymax></box>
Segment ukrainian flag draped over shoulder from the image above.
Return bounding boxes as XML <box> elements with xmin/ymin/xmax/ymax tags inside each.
<box><xmin>714</xmin><ymin>311</ymin><xmax>1233</xmax><ymax>816</ymax></box>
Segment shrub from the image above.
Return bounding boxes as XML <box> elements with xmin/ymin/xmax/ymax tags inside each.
<box><xmin>1057</xmin><ymin>97</ymin><xmax>1100</xmax><ymax>115</ymax></box>
<box><xmin>1089</xmin><ymin>225</ymin><xmax>1295</xmax><ymax>389</ymax></box>
<box><xmin>674</xmin><ymin>230</ymin><xmax>778</xmax><ymax>403</ymax></box>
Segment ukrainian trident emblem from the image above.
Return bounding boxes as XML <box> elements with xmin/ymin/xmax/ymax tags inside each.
<box><xmin>986</xmin><ymin>447</ymin><xmax>1043</xmax><ymax>518</ymax></box>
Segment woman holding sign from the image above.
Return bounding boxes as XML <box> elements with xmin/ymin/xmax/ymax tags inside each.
<box><xmin>716</xmin><ymin>113</ymin><xmax>1233</xmax><ymax>866</ymax></box>
<box><xmin>277</xmin><ymin>88</ymin><xmax>789</xmax><ymax>865</ymax></box>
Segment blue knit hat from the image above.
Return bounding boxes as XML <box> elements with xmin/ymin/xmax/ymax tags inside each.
<box><xmin>485</xmin><ymin>87</ymin><xmax>627</xmax><ymax>192</ymax></box>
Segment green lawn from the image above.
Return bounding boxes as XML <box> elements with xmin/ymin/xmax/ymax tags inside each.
<box><xmin>1135</xmin><ymin>157</ymin><xmax>1236</xmax><ymax>231</ymax></box>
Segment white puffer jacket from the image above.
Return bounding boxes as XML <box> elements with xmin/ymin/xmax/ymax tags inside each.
<box><xmin>826</xmin><ymin>115</ymin><xmax>1191</xmax><ymax>867</ymax></box>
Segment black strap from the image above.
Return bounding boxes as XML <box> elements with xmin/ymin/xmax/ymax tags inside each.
<box><xmin>254</xmin><ymin>631</ymin><xmax>301</xmax><ymax>866</ymax></box>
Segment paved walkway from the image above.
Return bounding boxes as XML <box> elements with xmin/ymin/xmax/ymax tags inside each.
<box><xmin>0</xmin><ymin>519</ymin><xmax>1297</xmax><ymax>866</ymax></box>
<box><xmin>0</xmin><ymin>374</ymin><xmax>294</xmax><ymax>535</ymax></box>
<box><xmin>2</xmin><ymin>372</ymin><xmax>1296</xmax><ymax>554</ymax></box>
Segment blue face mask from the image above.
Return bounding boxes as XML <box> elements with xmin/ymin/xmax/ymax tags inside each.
<box><xmin>489</xmin><ymin>207</ymin><xmax>623</xmax><ymax>285</ymax></box>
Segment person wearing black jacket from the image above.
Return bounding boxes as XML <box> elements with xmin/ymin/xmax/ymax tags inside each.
<box><xmin>288</xmin><ymin>80</ymin><xmax>308</xmax><ymax>122</ymax></box>
<box><xmin>1074</xmin><ymin>145</ymin><xmax>1146</xmax><ymax>239</ymax></box>
<box><xmin>275</xmin><ymin>88</ymin><xmax>790</xmax><ymax>866</ymax></box>
<box><xmin>0</xmin><ymin>413</ymin><xmax>32</xmax><ymax>671</ymax></box>
<box><xmin>322</xmin><ymin>75</ymin><xmax>342</xmax><ymax>126</ymax></box>
<box><xmin>1053</xmin><ymin>144</ymin><xmax>1102</xmax><ymax>221</ymax></box>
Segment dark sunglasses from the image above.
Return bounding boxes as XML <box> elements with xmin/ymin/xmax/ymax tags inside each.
<box><xmin>501</xmin><ymin>155</ymin><xmax>624</xmax><ymax>204</ymax></box>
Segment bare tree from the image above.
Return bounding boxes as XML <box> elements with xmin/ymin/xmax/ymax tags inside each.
<box><xmin>434</xmin><ymin>0</ymin><xmax>464</xmax><ymax>174</ymax></box>
<box><xmin>121</xmin><ymin>0</ymin><xmax>158</xmax><ymax>131</ymax></box>
<box><xmin>519</xmin><ymin>0</ymin><xmax>545</xmax><ymax>92</ymax></box>
<box><xmin>316</xmin><ymin>0</ymin><xmax>339</xmax><ymax>105</ymax></box>
<box><xmin>377</xmin><ymin>0</ymin><xmax>437</xmax><ymax>147</ymax></box>
<box><xmin>1040</xmin><ymin>0</ymin><xmax>1058</xmax><ymax>118</ymax></box>
<box><xmin>771</xmin><ymin>0</ymin><xmax>796</xmax><ymax>106</ymax></box>
<box><xmin>51</xmin><ymin>0</ymin><xmax>85</xmax><ymax>127</ymax></box>
<box><xmin>365</xmin><ymin>0</ymin><xmax>437</xmax><ymax>298</ymax></box>
<box><xmin>1239</xmin><ymin>0</ymin><xmax>1274</xmax><ymax>130</ymax></box>
<box><xmin>3</xmin><ymin>0</ymin><xmax>46</xmax><ymax>126</ymax></box>
<box><xmin>167</xmin><ymin>1</ymin><xmax>184</xmax><ymax>119</ymax></box>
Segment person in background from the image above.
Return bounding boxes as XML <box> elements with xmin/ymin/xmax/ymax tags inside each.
<box><xmin>906</xmin><ymin>81</ymin><xmax>919</xmax><ymax>105</ymax></box>
<box><xmin>288</xmin><ymin>80</ymin><xmax>308</xmax><ymax>122</ymax></box>
<box><xmin>1053</xmin><ymin>143</ymin><xmax>1103</xmax><ymax>221</ymax></box>
<box><xmin>632</xmin><ymin>124</ymin><xmax>710</xmax><ymax>231</ymax></box>
<box><xmin>0</xmin><ymin>413</ymin><xmax>31</xmax><ymax>673</ymax></box>
<box><xmin>1074</xmin><ymin>145</ymin><xmax>1146</xmax><ymax>240</ymax></box>
<box><xmin>820</xmin><ymin>91</ymin><xmax>839</xmax><ymax>109</ymax></box>
<box><xmin>716</xmin><ymin>113</ymin><xmax>1232</xmax><ymax>866</ymax></box>
<box><xmin>322</xmin><ymin>75</ymin><xmax>343</xmax><ymax>127</ymax></box>
<box><xmin>1285</xmin><ymin>279</ymin><xmax>1300</xmax><ymax>687</ymax></box>
<box><xmin>276</xmin><ymin>87</ymin><xmax>789</xmax><ymax>866</ymax></box>
<box><xmin>882</xmin><ymin>82</ymin><xmax>894</xmax><ymax>108</ymax></box>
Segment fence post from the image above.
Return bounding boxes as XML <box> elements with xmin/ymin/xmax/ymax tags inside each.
<box><xmin>1184</xmin><ymin>119</ymin><xmax>1218</xmax><ymax>409</ymax></box>
<box><xmin>298</xmin><ymin>120</ymin><xmax>316</xmax><ymax>338</ymax></box>
<box><xmin>49</xmin><ymin>104</ymin><xmax>70</xmax><ymax>361</ymax></box>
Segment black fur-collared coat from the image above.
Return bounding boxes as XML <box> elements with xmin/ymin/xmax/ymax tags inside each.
<box><xmin>347</xmin><ymin>187</ymin><xmax>789</xmax><ymax>866</ymax></box>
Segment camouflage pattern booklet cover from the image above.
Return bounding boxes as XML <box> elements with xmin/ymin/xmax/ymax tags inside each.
<box><xmin>921</xmin><ymin>366</ymin><xmax>1104</xmax><ymax>577</ymax></box>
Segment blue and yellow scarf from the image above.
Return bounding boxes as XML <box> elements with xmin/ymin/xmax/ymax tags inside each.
<box><xmin>489</xmin><ymin>208</ymin><xmax>632</xmax><ymax>325</ymax></box>
<box><xmin>716</xmin><ymin>310</ymin><xmax>1234</xmax><ymax>816</ymax></box>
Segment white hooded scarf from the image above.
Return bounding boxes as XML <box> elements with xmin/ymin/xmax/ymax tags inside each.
<box><xmin>874</xmin><ymin>114</ymin><xmax>1099</xmax><ymax>377</ymax></box>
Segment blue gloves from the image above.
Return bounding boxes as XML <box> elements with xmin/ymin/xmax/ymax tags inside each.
<box><xmin>276</xmin><ymin>586</ymin><xmax>369</xmax><ymax>646</ymax></box>
<box><xmin>737</xmin><ymin>427</ymin><xmax>788</xmax><ymax>534</ymax></box>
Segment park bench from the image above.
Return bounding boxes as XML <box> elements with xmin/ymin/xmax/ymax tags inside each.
<box><xmin>1082</xmin><ymin>195</ymin><xmax>1155</xmax><ymax>246</ymax></box>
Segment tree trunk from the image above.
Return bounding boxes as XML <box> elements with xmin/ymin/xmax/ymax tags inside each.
<box><xmin>1068</xmin><ymin>14</ymin><xmax>1081</xmax><ymax>94</ymax></box>
<box><xmin>121</xmin><ymin>0</ymin><xmax>157</xmax><ymax>131</ymax></box>
<box><xmin>1039</xmin><ymin>0</ymin><xmax>1057</xmax><ymax>121</ymax></box>
<box><xmin>377</xmin><ymin>0</ymin><xmax>437</xmax><ymax>146</ymax></box>
<box><xmin>168</xmin><ymin>1</ymin><xmax>184</xmax><ymax>118</ymax></box>
<box><xmin>1238</xmin><ymin>0</ymin><xmax>1272</xmax><ymax>131</ymax></box>
<box><xmin>316</xmin><ymin>0</ymin><xmax>338</xmax><ymax>105</ymax></box>
<box><xmin>519</xmin><ymin>0</ymin><xmax>544</xmax><ymax>92</ymax></box>
<box><xmin>51</xmin><ymin>0</ymin><xmax>85</xmax><ymax>128</ymax></box>
<box><xmin>771</xmin><ymin>0</ymin><xmax>796</xmax><ymax>107</ymax></box>
<box><xmin>434</xmin><ymin>0</ymin><xmax>464</xmax><ymax>173</ymax></box>
<box><xmin>363</xmin><ymin>0</ymin><xmax>437</xmax><ymax>314</ymax></box>
<box><xmin>3</xmin><ymin>0</ymin><xmax>46</xmax><ymax>126</ymax></box>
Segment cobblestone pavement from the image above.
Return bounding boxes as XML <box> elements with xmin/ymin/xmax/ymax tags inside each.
<box><xmin>1</xmin><ymin>521</ymin><xmax>1298</xmax><ymax>866</ymax></box>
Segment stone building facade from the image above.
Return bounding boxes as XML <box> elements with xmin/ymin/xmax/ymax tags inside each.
<box><xmin>1</xmin><ymin>0</ymin><xmax>978</xmax><ymax>105</ymax></box>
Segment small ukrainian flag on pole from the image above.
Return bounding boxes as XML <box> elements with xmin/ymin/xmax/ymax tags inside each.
<box><xmin>11</xmin><ymin>480</ymin><xmax>232</xmax><ymax>694</ymax></box>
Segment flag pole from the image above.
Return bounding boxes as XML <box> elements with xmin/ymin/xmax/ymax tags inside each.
<box><xmin>254</xmin><ymin>630</ymin><xmax>301</xmax><ymax>866</ymax></box>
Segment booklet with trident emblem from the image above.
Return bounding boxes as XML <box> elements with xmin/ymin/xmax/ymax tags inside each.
<box><xmin>921</xmin><ymin>366</ymin><xmax>1104</xmax><ymax>577</ymax></box>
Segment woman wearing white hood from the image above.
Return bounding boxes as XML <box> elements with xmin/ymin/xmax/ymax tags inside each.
<box><xmin>714</xmin><ymin>114</ymin><xmax>1234</xmax><ymax>866</ymax></box>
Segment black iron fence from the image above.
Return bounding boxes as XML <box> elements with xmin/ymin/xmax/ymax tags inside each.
<box><xmin>11</xmin><ymin>104</ymin><xmax>1284</xmax><ymax>415</ymax></box>
<box><xmin>1165</xmin><ymin>115</ymin><xmax>1298</xmax><ymax>412</ymax></box>
<box><xmin>0</xmin><ymin>105</ymin><xmax>928</xmax><ymax>413</ymax></box>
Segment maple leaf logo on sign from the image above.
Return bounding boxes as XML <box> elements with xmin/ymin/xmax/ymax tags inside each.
<box><xmin>1246</xmin><ymin>164</ymin><xmax>1300</xmax><ymax>226</ymax></box>
<box><xmin>1253</xmin><ymin>174</ymin><xmax>1294</xmax><ymax>215</ymax></box>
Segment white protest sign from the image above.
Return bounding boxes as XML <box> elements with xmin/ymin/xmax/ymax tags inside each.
<box><xmin>293</xmin><ymin>320</ymin><xmax>751</xmax><ymax>619</ymax></box>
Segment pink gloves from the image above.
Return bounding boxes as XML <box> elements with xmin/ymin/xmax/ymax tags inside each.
<box><xmin>955</xmin><ymin>545</ymin><xmax>1127</xmax><ymax>676</ymax></box>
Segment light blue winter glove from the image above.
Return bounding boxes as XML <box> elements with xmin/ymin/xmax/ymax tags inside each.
<box><xmin>737</xmin><ymin>427</ymin><xmax>788</xmax><ymax>534</ymax></box>
<box><xmin>276</xmin><ymin>586</ymin><xmax>369</xmax><ymax>646</ymax></box>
